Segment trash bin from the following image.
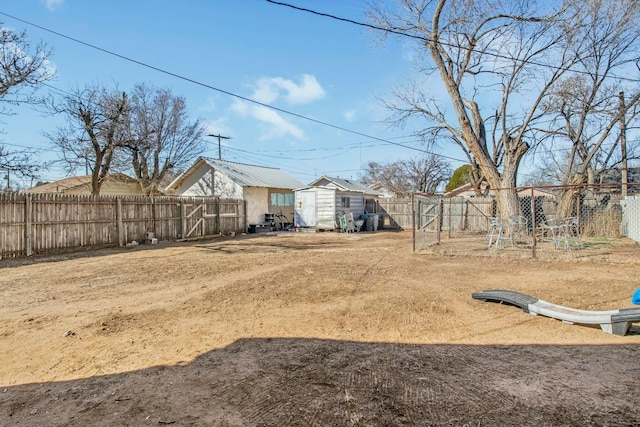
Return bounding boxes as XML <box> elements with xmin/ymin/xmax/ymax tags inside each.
<box><xmin>361</xmin><ymin>213</ymin><xmax>378</xmax><ymax>232</ymax></box>
<box><xmin>362</xmin><ymin>215</ymin><xmax>373</xmax><ymax>231</ymax></box>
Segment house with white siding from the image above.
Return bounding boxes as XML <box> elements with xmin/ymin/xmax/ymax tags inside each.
<box><xmin>294</xmin><ymin>176</ymin><xmax>380</xmax><ymax>230</ymax></box>
<box><xmin>165</xmin><ymin>157</ymin><xmax>304</xmax><ymax>228</ymax></box>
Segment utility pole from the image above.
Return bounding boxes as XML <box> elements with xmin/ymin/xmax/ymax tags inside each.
<box><xmin>619</xmin><ymin>91</ymin><xmax>628</xmax><ymax>197</ymax></box>
<box><xmin>207</xmin><ymin>134</ymin><xmax>231</xmax><ymax>160</ymax></box>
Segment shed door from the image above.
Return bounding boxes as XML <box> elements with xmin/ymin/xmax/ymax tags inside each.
<box><xmin>296</xmin><ymin>191</ymin><xmax>317</xmax><ymax>227</ymax></box>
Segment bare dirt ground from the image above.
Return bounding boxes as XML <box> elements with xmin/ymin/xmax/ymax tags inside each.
<box><xmin>1</xmin><ymin>230</ymin><xmax>639</xmax><ymax>426</ymax></box>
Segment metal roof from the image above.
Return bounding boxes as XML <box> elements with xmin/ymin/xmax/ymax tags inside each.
<box><xmin>203</xmin><ymin>158</ymin><xmax>305</xmax><ymax>189</ymax></box>
<box><xmin>309</xmin><ymin>176</ymin><xmax>381</xmax><ymax>195</ymax></box>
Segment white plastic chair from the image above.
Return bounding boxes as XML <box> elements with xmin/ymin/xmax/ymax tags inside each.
<box><xmin>486</xmin><ymin>217</ymin><xmax>504</xmax><ymax>248</ymax></box>
<box><xmin>503</xmin><ymin>215</ymin><xmax>530</xmax><ymax>247</ymax></box>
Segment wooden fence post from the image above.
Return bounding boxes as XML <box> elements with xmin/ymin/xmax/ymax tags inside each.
<box><xmin>25</xmin><ymin>194</ymin><xmax>33</xmax><ymax>256</ymax></box>
<box><xmin>411</xmin><ymin>193</ymin><xmax>416</xmax><ymax>253</ymax></box>
<box><xmin>448</xmin><ymin>197</ymin><xmax>452</xmax><ymax>239</ymax></box>
<box><xmin>463</xmin><ymin>199</ymin><xmax>469</xmax><ymax>231</ymax></box>
<box><xmin>215</xmin><ymin>197</ymin><xmax>220</xmax><ymax>234</ymax></box>
<box><xmin>180</xmin><ymin>200</ymin><xmax>186</xmax><ymax>239</ymax></box>
<box><xmin>116</xmin><ymin>198</ymin><xmax>124</xmax><ymax>246</ymax></box>
<box><xmin>437</xmin><ymin>198</ymin><xmax>443</xmax><ymax>244</ymax></box>
<box><xmin>243</xmin><ymin>199</ymin><xmax>247</xmax><ymax>233</ymax></box>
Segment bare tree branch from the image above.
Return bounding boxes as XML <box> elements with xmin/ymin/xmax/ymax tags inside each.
<box><xmin>45</xmin><ymin>84</ymin><xmax>130</xmax><ymax>195</ymax></box>
<box><xmin>0</xmin><ymin>22</ymin><xmax>54</xmax><ymax>186</ymax></box>
<box><xmin>123</xmin><ymin>83</ymin><xmax>206</xmax><ymax>195</ymax></box>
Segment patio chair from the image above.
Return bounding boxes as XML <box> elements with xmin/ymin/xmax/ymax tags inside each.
<box><xmin>543</xmin><ymin>216</ymin><xmax>583</xmax><ymax>250</ymax></box>
<box><xmin>336</xmin><ymin>212</ymin><xmax>348</xmax><ymax>233</ymax></box>
<box><xmin>486</xmin><ymin>217</ymin><xmax>504</xmax><ymax>248</ymax></box>
<box><xmin>538</xmin><ymin>217</ymin><xmax>568</xmax><ymax>250</ymax></box>
<box><xmin>345</xmin><ymin>212</ymin><xmax>360</xmax><ymax>233</ymax></box>
<box><xmin>501</xmin><ymin>215</ymin><xmax>530</xmax><ymax>248</ymax></box>
<box><xmin>563</xmin><ymin>216</ymin><xmax>583</xmax><ymax>249</ymax></box>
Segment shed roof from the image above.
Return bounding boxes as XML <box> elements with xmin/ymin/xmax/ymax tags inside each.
<box><xmin>168</xmin><ymin>157</ymin><xmax>305</xmax><ymax>190</ymax></box>
<box><xmin>309</xmin><ymin>176</ymin><xmax>380</xmax><ymax>195</ymax></box>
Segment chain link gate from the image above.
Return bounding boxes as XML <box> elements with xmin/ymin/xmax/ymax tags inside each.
<box><xmin>412</xmin><ymin>193</ymin><xmax>442</xmax><ymax>252</ymax></box>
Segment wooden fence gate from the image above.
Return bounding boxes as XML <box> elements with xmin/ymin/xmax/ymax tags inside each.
<box><xmin>180</xmin><ymin>198</ymin><xmax>246</xmax><ymax>239</ymax></box>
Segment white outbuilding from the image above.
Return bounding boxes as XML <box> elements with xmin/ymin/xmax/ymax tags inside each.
<box><xmin>294</xmin><ymin>176</ymin><xmax>380</xmax><ymax>231</ymax></box>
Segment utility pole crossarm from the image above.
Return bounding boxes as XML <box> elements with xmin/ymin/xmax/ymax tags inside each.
<box><xmin>207</xmin><ymin>134</ymin><xmax>231</xmax><ymax>160</ymax></box>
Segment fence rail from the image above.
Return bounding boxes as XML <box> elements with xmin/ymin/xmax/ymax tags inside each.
<box><xmin>0</xmin><ymin>193</ymin><xmax>246</xmax><ymax>258</ymax></box>
<box><xmin>407</xmin><ymin>183</ymin><xmax>639</xmax><ymax>257</ymax></box>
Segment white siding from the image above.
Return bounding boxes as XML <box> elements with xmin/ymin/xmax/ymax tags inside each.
<box><xmin>245</xmin><ymin>187</ymin><xmax>269</xmax><ymax>224</ymax></box>
<box><xmin>316</xmin><ymin>188</ymin><xmax>337</xmax><ymax>229</ymax></box>
<box><xmin>336</xmin><ymin>191</ymin><xmax>365</xmax><ymax>219</ymax></box>
<box><xmin>294</xmin><ymin>190</ymin><xmax>317</xmax><ymax>227</ymax></box>
<box><xmin>294</xmin><ymin>188</ymin><xmax>367</xmax><ymax>230</ymax></box>
<box><xmin>177</xmin><ymin>164</ymin><xmax>243</xmax><ymax>199</ymax></box>
<box><xmin>295</xmin><ymin>187</ymin><xmax>337</xmax><ymax>229</ymax></box>
<box><xmin>313</xmin><ymin>177</ymin><xmax>337</xmax><ymax>189</ymax></box>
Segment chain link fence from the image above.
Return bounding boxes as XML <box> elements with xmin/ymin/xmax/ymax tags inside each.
<box><xmin>412</xmin><ymin>184</ymin><xmax>638</xmax><ymax>257</ymax></box>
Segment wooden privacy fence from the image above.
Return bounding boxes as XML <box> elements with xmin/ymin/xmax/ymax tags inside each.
<box><xmin>373</xmin><ymin>197</ymin><xmax>495</xmax><ymax>231</ymax></box>
<box><xmin>0</xmin><ymin>193</ymin><xmax>247</xmax><ymax>258</ymax></box>
<box><xmin>375</xmin><ymin>198</ymin><xmax>413</xmax><ymax>229</ymax></box>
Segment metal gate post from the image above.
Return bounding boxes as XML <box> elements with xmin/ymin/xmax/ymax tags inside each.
<box><xmin>531</xmin><ymin>188</ymin><xmax>536</xmax><ymax>259</ymax></box>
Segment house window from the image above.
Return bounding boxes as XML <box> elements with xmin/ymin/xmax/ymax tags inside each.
<box><xmin>271</xmin><ymin>193</ymin><xmax>294</xmax><ymax>206</ymax></box>
<box><xmin>340</xmin><ymin>196</ymin><xmax>350</xmax><ymax>208</ymax></box>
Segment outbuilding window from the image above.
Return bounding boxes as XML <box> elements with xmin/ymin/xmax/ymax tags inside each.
<box><xmin>340</xmin><ymin>196</ymin><xmax>350</xmax><ymax>208</ymax></box>
<box><xmin>271</xmin><ymin>192</ymin><xmax>294</xmax><ymax>206</ymax></box>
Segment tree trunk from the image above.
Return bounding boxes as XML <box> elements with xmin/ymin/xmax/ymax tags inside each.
<box><xmin>491</xmin><ymin>137</ymin><xmax>528</xmax><ymax>217</ymax></box>
<box><xmin>557</xmin><ymin>173</ymin><xmax>584</xmax><ymax>218</ymax></box>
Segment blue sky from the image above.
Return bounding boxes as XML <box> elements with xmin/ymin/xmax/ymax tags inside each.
<box><xmin>0</xmin><ymin>0</ymin><xmax>468</xmax><ymax>188</ymax></box>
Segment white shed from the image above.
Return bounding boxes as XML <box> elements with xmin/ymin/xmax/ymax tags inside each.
<box><xmin>295</xmin><ymin>181</ymin><xmax>376</xmax><ymax>230</ymax></box>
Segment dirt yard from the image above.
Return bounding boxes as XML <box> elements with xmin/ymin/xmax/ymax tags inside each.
<box><xmin>1</xmin><ymin>230</ymin><xmax>639</xmax><ymax>426</ymax></box>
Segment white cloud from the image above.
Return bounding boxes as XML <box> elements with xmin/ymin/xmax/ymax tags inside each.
<box><xmin>343</xmin><ymin>110</ymin><xmax>357</xmax><ymax>122</ymax></box>
<box><xmin>203</xmin><ymin>117</ymin><xmax>233</xmax><ymax>138</ymax></box>
<box><xmin>43</xmin><ymin>0</ymin><xmax>64</xmax><ymax>11</ymax></box>
<box><xmin>232</xmin><ymin>99</ymin><xmax>305</xmax><ymax>141</ymax></box>
<box><xmin>229</xmin><ymin>74</ymin><xmax>323</xmax><ymax>141</ymax></box>
<box><xmin>253</xmin><ymin>74</ymin><xmax>325</xmax><ymax>105</ymax></box>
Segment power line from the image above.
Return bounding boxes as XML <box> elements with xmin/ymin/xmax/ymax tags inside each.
<box><xmin>0</xmin><ymin>10</ymin><xmax>471</xmax><ymax>166</ymax></box>
<box><xmin>7</xmin><ymin>7</ymin><xmax>600</xmax><ymax>184</ymax></box>
<box><xmin>265</xmin><ymin>0</ymin><xmax>640</xmax><ymax>84</ymax></box>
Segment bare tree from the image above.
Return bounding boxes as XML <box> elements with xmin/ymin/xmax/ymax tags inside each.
<box><xmin>404</xmin><ymin>153</ymin><xmax>451</xmax><ymax>193</ymax></box>
<box><xmin>0</xmin><ymin>23</ymin><xmax>54</xmax><ymax>185</ymax></box>
<box><xmin>46</xmin><ymin>84</ymin><xmax>130</xmax><ymax>195</ymax></box>
<box><xmin>123</xmin><ymin>84</ymin><xmax>206</xmax><ymax>195</ymax></box>
<box><xmin>0</xmin><ymin>146</ymin><xmax>44</xmax><ymax>190</ymax></box>
<box><xmin>0</xmin><ymin>24</ymin><xmax>54</xmax><ymax>107</ymax></box>
<box><xmin>367</xmin><ymin>0</ymin><xmax>589</xmax><ymax>217</ymax></box>
<box><xmin>532</xmin><ymin>0</ymin><xmax>640</xmax><ymax>215</ymax></box>
<box><xmin>361</xmin><ymin>153</ymin><xmax>450</xmax><ymax>196</ymax></box>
